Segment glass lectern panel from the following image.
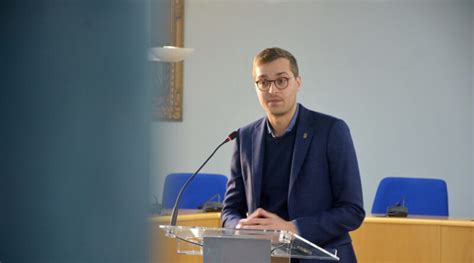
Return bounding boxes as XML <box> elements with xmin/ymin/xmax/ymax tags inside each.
<box><xmin>159</xmin><ymin>225</ymin><xmax>339</xmax><ymax>261</ymax></box>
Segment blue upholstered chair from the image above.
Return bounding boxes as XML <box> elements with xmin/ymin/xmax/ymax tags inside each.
<box><xmin>161</xmin><ymin>173</ymin><xmax>228</xmax><ymax>209</ymax></box>
<box><xmin>371</xmin><ymin>177</ymin><xmax>448</xmax><ymax>216</ymax></box>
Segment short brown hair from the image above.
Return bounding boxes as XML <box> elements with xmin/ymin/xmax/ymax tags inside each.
<box><xmin>252</xmin><ymin>47</ymin><xmax>299</xmax><ymax>78</ymax></box>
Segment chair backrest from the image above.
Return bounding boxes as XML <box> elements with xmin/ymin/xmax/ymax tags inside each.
<box><xmin>371</xmin><ymin>177</ymin><xmax>448</xmax><ymax>216</ymax></box>
<box><xmin>161</xmin><ymin>173</ymin><xmax>228</xmax><ymax>209</ymax></box>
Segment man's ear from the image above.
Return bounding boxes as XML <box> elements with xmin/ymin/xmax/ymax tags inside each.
<box><xmin>296</xmin><ymin>76</ymin><xmax>301</xmax><ymax>91</ymax></box>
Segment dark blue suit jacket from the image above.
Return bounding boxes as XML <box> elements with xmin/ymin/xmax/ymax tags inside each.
<box><xmin>221</xmin><ymin>104</ymin><xmax>365</xmax><ymax>262</ymax></box>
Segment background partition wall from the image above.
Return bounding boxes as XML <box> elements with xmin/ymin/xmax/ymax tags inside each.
<box><xmin>151</xmin><ymin>0</ymin><xmax>474</xmax><ymax>218</ymax></box>
<box><xmin>1</xmin><ymin>1</ymin><xmax>151</xmax><ymax>262</ymax></box>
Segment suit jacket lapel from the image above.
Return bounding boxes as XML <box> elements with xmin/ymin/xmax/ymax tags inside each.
<box><xmin>250</xmin><ymin>119</ymin><xmax>265</xmax><ymax>212</ymax></box>
<box><xmin>289</xmin><ymin>106</ymin><xmax>314</xmax><ymax>195</ymax></box>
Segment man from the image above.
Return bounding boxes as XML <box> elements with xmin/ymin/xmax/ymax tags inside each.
<box><xmin>221</xmin><ymin>47</ymin><xmax>365</xmax><ymax>262</ymax></box>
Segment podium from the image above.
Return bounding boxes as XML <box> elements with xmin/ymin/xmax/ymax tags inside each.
<box><xmin>159</xmin><ymin>225</ymin><xmax>339</xmax><ymax>262</ymax></box>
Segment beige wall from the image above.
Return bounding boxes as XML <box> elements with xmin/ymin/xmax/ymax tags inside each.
<box><xmin>151</xmin><ymin>0</ymin><xmax>474</xmax><ymax>218</ymax></box>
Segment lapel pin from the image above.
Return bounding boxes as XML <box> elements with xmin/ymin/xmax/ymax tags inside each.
<box><xmin>303</xmin><ymin>132</ymin><xmax>308</xmax><ymax>139</ymax></box>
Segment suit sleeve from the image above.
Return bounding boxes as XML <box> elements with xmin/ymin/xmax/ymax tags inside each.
<box><xmin>293</xmin><ymin>119</ymin><xmax>365</xmax><ymax>245</ymax></box>
<box><xmin>221</xmin><ymin>134</ymin><xmax>248</xmax><ymax>228</ymax></box>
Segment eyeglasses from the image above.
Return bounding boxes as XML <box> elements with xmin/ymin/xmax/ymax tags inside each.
<box><xmin>255</xmin><ymin>77</ymin><xmax>294</xmax><ymax>92</ymax></box>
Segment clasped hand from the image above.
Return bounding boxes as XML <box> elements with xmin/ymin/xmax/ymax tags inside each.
<box><xmin>236</xmin><ymin>208</ymin><xmax>299</xmax><ymax>234</ymax></box>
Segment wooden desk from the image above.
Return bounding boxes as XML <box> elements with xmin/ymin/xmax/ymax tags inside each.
<box><xmin>150</xmin><ymin>213</ymin><xmax>473</xmax><ymax>263</ymax></box>
<box><xmin>350</xmin><ymin>217</ymin><xmax>473</xmax><ymax>263</ymax></box>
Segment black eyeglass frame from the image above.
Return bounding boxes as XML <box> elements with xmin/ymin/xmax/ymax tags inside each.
<box><xmin>254</xmin><ymin>77</ymin><xmax>295</xmax><ymax>92</ymax></box>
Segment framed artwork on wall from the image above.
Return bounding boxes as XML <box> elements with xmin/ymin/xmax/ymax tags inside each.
<box><xmin>152</xmin><ymin>0</ymin><xmax>185</xmax><ymax>121</ymax></box>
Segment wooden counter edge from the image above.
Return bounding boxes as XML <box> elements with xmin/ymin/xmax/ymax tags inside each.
<box><xmin>149</xmin><ymin>212</ymin><xmax>473</xmax><ymax>228</ymax></box>
<box><xmin>150</xmin><ymin>212</ymin><xmax>221</xmax><ymax>224</ymax></box>
<box><xmin>363</xmin><ymin>216</ymin><xmax>474</xmax><ymax>227</ymax></box>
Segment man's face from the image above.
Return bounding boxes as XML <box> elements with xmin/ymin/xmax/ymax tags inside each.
<box><xmin>254</xmin><ymin>58</ymin><xmax>301</xmax><ymax>118</ymax></box>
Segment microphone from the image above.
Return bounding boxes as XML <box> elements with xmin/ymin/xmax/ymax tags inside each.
<box><xmin>169</xmin><ymin>130</ymin><xmax>238</xmax><ymax>226</ymax></box>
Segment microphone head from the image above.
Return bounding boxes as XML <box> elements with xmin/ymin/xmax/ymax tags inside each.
<box><xmin>225</xmin><ymin>130</ymin><xmax>238</xmax><ymax>142</ymax></box>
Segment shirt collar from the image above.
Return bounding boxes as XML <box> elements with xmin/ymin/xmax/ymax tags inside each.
<box><xmin>266</xmin><ymin>104</ymin><xmax>300</xmax><ymax>138</ymax></box>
